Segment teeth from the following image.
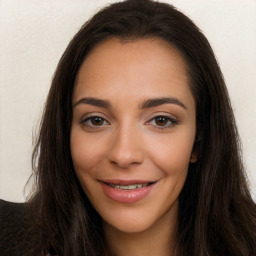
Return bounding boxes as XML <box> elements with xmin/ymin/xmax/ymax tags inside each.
<box><xmin>108</xmin><ymin>183</ymin><xmax>149</xmax><ymax>190</ymax></box>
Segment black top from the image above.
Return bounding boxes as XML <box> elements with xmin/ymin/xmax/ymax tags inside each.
<box><xmin>0</xmin><ymin>199</ymin><xmax>41</xmax><ymax>256</ymax></box>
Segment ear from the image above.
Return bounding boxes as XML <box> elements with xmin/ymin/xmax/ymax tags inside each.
<box><xmin>190</xmin><ymin>151</ymin><xmax>198</xmax><ymax>163</ymax></box>
<box><xmin>190</xmin><ymin>133</ymin><xmax>200</xmax><ymax>163</ymax></box>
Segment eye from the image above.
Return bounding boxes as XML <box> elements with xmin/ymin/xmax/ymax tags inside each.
<box><xmin>80</xmin><ymin>116</ymin><xmax>109</xmax><ymax>127</ymax></box>
<box><xmin>147</xmin><ymin>115</ymin><xmax>178</xmax><ymax>129</ymax></box>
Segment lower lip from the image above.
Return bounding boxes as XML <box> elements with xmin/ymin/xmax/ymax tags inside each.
<box><xmin>100</xmin><ymin>182</ymin><xmax>156</xmax><ymax>203</ymax></box>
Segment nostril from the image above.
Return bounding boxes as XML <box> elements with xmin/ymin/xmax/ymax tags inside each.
<box><xmin>109</xmin><ymin>159</ymin><xmax>142</xmax><ymax>168</ymax></box>
<box><xmin>110</xmin><ymin>160</ymin><xmax>118</xmax><ymax>165</ymax></box>
<box><xmin>108</xmin><ymin>139</ymin><xmax>144</xmax><ymax>168</ymax></box>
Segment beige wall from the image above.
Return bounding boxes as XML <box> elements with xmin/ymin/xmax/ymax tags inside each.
<box><xmin>1</xmin><ymin>0</ymin><xmax>255</xmax><ymax>202</ymax></box>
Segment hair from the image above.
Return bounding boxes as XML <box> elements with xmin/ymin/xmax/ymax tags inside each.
<box><xmin>29</xmin><ymin>0</ymin><xmax>256</xmax><ymax>255</ymax></box>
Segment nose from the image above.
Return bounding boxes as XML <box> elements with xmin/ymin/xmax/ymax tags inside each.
<box><xmin>108</xmin><ymin>125</ymin><xmax>144</xmax><ymax>168</ymax></box>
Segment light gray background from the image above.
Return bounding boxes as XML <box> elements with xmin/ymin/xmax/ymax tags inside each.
<box><xmin>0</xmin><ymin>0</ymin><xmax>256</xmax><ymax>202</ymax></box>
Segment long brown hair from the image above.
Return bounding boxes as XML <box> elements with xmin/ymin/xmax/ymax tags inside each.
<box><xmin>30</xmin><ymin>0</ymin><xmax>256</xmax><ymax>255</ymax></box>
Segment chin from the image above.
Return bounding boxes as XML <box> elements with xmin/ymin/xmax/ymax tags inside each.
<box><xmin>103</xmin><ymin>216</ymin><xmax>156</xmax><ymax>234</ymax></box>
<box><xmin>101</xmin><ymin>199</ymin><xmax>179</xmax><ymax>235</ymax></box>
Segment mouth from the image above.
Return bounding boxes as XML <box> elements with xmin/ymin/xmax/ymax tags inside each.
<box><xmin>99</xmin><ymin>180</ymin><xmax>158</xmax><ymax>203</ymax></box>
<box><xmin>103</xmin><ymin>182</ymin><xmax>155</xmax><ymax>190</ymax></box>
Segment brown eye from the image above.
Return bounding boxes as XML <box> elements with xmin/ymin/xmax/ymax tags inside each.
<box><xmin>147</xmin><ymin>115</ymin><xmax>178</xmax><ymax>129</ymax></box>
<box><xmin>155</xmin><ymin>116</ymin><xmax>168</xmax><ymax>126</ymax></box>
<box><xmin>80</xmin><ymin>116</ymin><xmax>109</xmax><ymax>127</ymax></box>
<box><xmin>90</xmin><ymin>117</ymin><xmax>105</xmax><ymax>126</ymax></box>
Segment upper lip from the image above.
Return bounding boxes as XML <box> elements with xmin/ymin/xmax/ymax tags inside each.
<box><xmin>99</xmin><ymin>179</ymin><xmax>157</xmax><ymax>185</ymax></box>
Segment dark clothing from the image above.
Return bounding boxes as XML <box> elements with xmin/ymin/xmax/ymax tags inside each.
<box><xmin>0</xmin><ymin>199</ymin><xmax>41</xmax><ymax>256</ymax></box>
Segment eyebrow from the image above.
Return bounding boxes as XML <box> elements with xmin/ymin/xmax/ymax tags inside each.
<box><xmin>139</xmin><ymin>97</ymin><xmax>187</xmax><ymax>110</ymax></box>
<box><xmin>73</xmin><ymin>96</ymin><xmax>187</xmax><ymax>110</ymax></box>
<box><xmin>73</xmin><ymin>97</ymin><xmax>111</xmax><ymax>109</ymax></box>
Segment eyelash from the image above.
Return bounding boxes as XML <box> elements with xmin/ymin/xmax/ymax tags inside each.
<box><xmin>146</xmin><ymin>116</ymin><xmax>179</xmax><ymax>129</ymax></box>
<box><xmin>80</xmin><ymin>115</ymin><xmax>110</xmax><ymax>129</ymax></box>
<box><xmin>79</xmin><ymin>115</ymin><xmax>179</xmax><ymax>130</ymax></box>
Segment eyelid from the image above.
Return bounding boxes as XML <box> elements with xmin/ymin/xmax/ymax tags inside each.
<box><xmin>78</xmin><ymin>112</ymin><xmax>179</xmax><ymax>130</ymax></box>
<box><xmin>146</xmin><ymin>114</ymin><xmax>179</xmax><ymax>129</ymax></box>
<box><xmin>79</xmin><ymin>113</ymin><xmax>110</xmax><ymax>127</ymax></box>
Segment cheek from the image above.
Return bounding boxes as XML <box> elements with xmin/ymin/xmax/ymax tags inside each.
<box><xmin>147</xmin><ymin>130</ymin><xmax>195</xmax><ymax>174</ymax></box>
<box><xmin>70</xmin><ymin>129</ymin><xmax>107</xmax><ymax>175</ymax></box>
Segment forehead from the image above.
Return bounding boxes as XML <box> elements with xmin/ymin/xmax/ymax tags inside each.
<box><xmin>73</xmin><ymin>37</ymin><xmax>193</xmax><ymax>108</ymax></box>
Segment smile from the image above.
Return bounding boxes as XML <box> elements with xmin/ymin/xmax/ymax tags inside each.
<box><xmin>105</xmin><ymin>182</ymin><xmax>152</xmax><ymax>190</ymax></box>
<box><xmin>100</xmin><ymin>180</ymin><xmax>157</xmax><ymax>203</ymax></box>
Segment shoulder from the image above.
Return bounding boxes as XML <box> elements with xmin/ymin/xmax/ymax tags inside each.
<box><xmin>0</xmin><ymin>199</ymin><xmax>41</xmax><ymax>256</ymax></box>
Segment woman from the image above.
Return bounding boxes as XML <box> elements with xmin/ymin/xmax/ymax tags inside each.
<box><xmin>1</xmin><ymin>0</ymin><xmax>255</xmax><ymax>255</ymax></box>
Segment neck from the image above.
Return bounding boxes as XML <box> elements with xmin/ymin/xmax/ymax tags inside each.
<box><xmin>103</xmin><ymin>203</ymin><xmax>178</xmax><ymax>256</ymax></box>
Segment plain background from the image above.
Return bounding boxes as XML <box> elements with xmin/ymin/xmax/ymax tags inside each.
<box><xmin>0</xmin><ymin>0</ymin><xmax>255</xmax><ymax>202</ymax></box>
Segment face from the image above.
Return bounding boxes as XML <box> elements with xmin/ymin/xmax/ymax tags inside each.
<box><xmin>70</xmin><ymin>38</ymin><xmax>196</xmax><ymax>234</ymax></box>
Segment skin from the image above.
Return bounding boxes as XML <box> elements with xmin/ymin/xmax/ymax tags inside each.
<box><xmin>70</xmin><ymin>38</ymin><xmax>196</xmax><ymax>256</ymax></box>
